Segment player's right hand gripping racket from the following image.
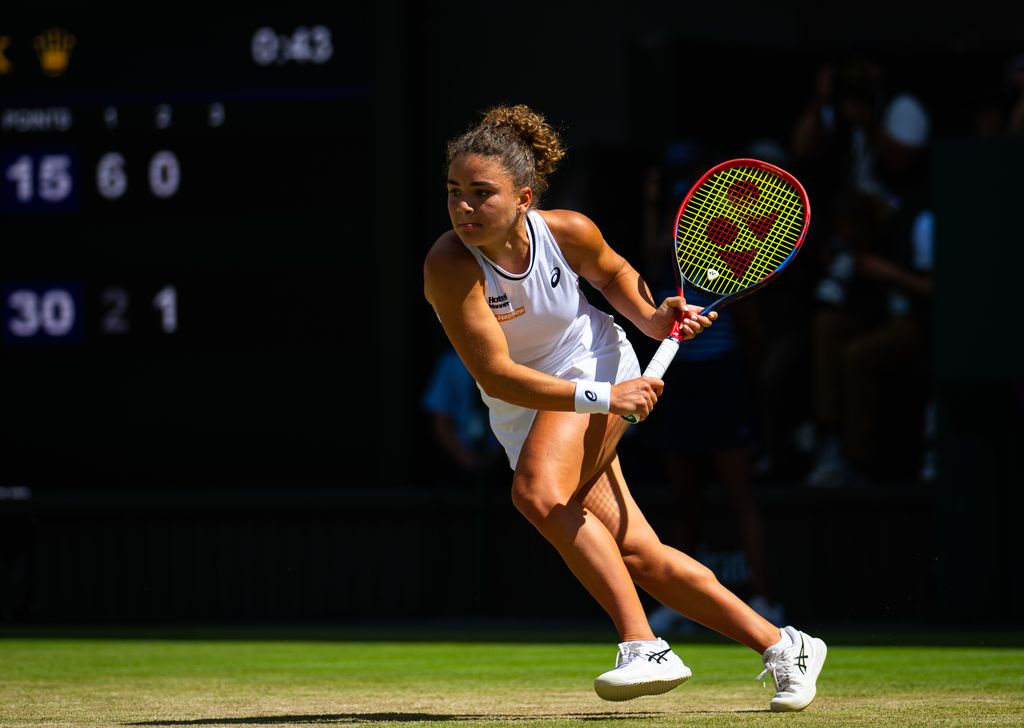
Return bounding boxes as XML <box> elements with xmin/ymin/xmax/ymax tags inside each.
<box><xmin>624</xmin><ymin>158</ymin><xmax>811</xmax><ymax>423</ymax></box>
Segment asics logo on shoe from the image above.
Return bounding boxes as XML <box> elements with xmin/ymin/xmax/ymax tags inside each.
<box><xmin>795</xmin><ymin>636</ymin><xmax>808</xmax><ymax>674</ymax></box>
<box><xmin>645</xmin><ymin>648</ymin><xmax>671</xmax><ymax>664</ymax></box>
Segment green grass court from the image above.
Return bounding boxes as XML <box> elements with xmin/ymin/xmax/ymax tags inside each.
<box><xmin>1</xmin><ymin>629</ymin><xmax>1022</xmax><ymax>727</ymax></box>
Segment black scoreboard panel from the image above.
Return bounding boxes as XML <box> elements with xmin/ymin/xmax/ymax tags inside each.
<box><xmin>1</xmin><ymin>10</ymin><xmax>381</xmax><ymax>493</ymax></box>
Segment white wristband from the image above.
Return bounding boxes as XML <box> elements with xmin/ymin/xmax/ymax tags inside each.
<box><xmin>574</xmin><ymin>380</ymin><xmax>611</xmax><ymax>414</ymax></box>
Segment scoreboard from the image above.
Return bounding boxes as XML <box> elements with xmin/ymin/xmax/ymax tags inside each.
<box><xmin>0</xmin><ymin>9</ymin><xmax>399</xmax><ymax>496</ymax></box>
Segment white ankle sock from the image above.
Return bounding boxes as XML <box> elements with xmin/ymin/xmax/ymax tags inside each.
<box><xmin>621</xmin><ymin>638</ymin><xmax>666</xmax><ymax>651</ymax></box>
<box><xmin>771</xmin><ymin>627</ymin><xmax>793</xmax><ymax>650</ymax></box>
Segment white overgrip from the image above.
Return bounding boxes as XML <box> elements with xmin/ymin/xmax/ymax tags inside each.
<box><xmin>642</xmin><ymin>337</ymin><xmax>680</xmax><ymax>379</ymax></box>
<box><xmin>622</xmin><ymin>337</ymin><xmax>681</xmax><ymax>424</ymax></box>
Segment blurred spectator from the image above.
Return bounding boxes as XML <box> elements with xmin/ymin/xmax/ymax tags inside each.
<box><xmin>804</xmin><ymin>91</ymin><xmax>935</xmax><ymax>487</ymax></box>
<box><xmin>740</xmin><ymin>137</ymin><xmax>820</xmax><ymax>483</ymax></box>
<box><xmin>790</xmin><ymin>56</ymin><xmax>887</xmax><ymax>208</ymax></box>
<box><xmin>728</xmin><ymin>59</ymin><xmax>890</xmax><ymax>482</ymax></box>
<box><xmin>421</xmin><ymin>346</ymin><xmax>504</xmax><ymax>486</ymax></box>
<box><xmin>961</xmin><ymin>52</ymin><xmax>1024</xmax><ymax>138</ymax></box>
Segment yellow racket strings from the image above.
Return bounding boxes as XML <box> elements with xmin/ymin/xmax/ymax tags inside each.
<box><xmin>676</xmin><ymin>166</ymin><xmax>805</xmax><ymax>295</ymax></box>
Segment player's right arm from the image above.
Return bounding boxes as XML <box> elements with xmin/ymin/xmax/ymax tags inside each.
<box><xmin>423</xmin><ymin>232</ymin><xmax>659</xmax><ymax>420</ymax></box>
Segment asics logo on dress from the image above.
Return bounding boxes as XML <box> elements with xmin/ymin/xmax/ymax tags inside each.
<box><xmin>550</xmin><ymin>267</ymin><xmax>560</xmax><ymax>287</ymax></box>
<box><xmin>646</xmin><ymin>649</ymin><xmax>671</xmax><ymax>664</ymax></box>
<box><xmin>795</xmin><ymin>636</ymin><xmax>808</xmax><ymax>674</ymax></box>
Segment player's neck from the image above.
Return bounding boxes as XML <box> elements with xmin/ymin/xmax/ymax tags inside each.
<box><xmin>480</xmin><ymin>216</ymin><xmax>531</xmax><ymax>274</ymax></box>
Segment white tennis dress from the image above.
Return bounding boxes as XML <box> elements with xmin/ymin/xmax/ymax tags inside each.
<box><xmin>462</xmin><ymin>209</ymin><xmax>641</xmax><ymax>470</ymax></box>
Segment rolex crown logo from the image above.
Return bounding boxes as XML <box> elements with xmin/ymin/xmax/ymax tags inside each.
<box><xmin>34</xmin><ymin>27</ymin><xmax>76</xmax><ymax>77</ymax></box>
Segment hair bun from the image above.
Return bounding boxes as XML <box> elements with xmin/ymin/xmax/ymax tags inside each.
<box><xmin>446</xmin><ymin>104</ymin><xmax>565</xmax><ymax>204</ymax></box>
<box><xmin>481</xmin><ymin>105</ymin><xmax>566</xmax><ymax>188</ymax></box>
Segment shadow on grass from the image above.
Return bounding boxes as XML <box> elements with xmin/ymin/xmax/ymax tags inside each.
<box><xmin>128</xmin><ymin>713</ymin><xmax>661</xmax><ymax>725</ymax></box>
<box><xmin>127</xmin><ymin>710</ymin><xmax>765</xmax><ymax>725</ymax></box>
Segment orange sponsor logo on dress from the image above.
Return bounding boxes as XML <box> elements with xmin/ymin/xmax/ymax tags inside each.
<box><xmin>495</xmin><ymin>306</ymin><xmax>526</xmax><ymax>322</ymax></box>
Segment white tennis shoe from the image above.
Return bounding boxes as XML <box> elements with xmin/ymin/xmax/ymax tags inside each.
<box><xmin>593</xmin><ymin>638</ymin><xmax>692</xmax><ymax>701</ymax></box>
<box><xmin>756</xmin><ymin>626</ymin><xmax>828</xmax><ymax>712</ymax></box>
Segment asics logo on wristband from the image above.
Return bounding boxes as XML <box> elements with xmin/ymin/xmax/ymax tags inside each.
<box><xmin>574</xmin><ymin>380</ymin><xmax>610</xmax><ymax>414</ymax></box>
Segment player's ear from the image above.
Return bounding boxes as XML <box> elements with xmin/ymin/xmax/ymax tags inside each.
<box><xmin>517</xmin><ymin>186</ymin><xmax>533</xmax><ymax>211</ymax></box>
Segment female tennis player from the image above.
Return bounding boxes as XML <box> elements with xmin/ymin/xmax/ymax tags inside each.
<box><xmin>423</xmin><ymin>104</ymin><xmax>826</xmax><ymax>711</ymax></box>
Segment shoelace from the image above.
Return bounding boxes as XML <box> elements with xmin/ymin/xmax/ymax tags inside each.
<box><xmin>755</xmin><ymin>654</ymin><xmax>794</xmax><ymax>689</ymax></box>
<box><xmin>615</xmin><ymin>642</ymin><xmax>641</xmax><ymax>668</ymax></box>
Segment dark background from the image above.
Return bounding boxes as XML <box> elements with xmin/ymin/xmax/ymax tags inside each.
<box><xmin>2</xmin><ymin>2</ymin><xmax>1022</xmax><ymax>629</ymax></box>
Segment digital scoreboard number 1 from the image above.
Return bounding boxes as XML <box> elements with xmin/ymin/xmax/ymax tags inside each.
<box><xmin>0</xmin><ymin>148</ymin><xmax>183</xmax><ymax>211</ymax></box>
<box><xmin>1</xmin><ymin>283</ymin><xmax>178</xmax><ymax>346</ymax></box>
<box><xmin>0</xmin><ymin>149</ymin><xmax>78</xmax><ymax>211</ymax></box>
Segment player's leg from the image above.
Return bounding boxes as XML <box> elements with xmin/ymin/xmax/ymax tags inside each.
<box><xmin>579</xmin><ymin>454</ymin><xmax>780</xmax><ymax>653</ymax></box>
<box><xmin>514</xmin><ymin>409</ymin><xmax>694</xmax><ymax>701</ymax></box>
<box><xmin>580</xmin><ymin>460</ymin><xmax>827</xmax><ymax>710</ymax></box>
<box><xmin>511</xmin><ymin>408</ymin><xmax>652</xmax><ymax>642</ymax></box>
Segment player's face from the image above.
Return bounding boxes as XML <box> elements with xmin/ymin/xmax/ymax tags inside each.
<box><xmin>446</xmin><ymin>154</ymin><xmax>528</xmax><ymax>246</ymax></box>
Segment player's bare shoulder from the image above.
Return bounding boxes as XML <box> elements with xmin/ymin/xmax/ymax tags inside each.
<box><xmin>537</xmin><ymin>209</ymin><xmax>607</xmax><ymax>272</ymax></box>
<box><xmin>423</xmin><ymin>230</ymin><xmax>483</xmax><ymax>305</ymax></box>
<box><xmin>537</xmin><ymin>209</ymin><xmax>602</xmax><ymax>242</ymax></box>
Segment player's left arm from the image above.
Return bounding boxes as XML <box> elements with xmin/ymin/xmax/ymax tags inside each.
<box><xmin>540</xmin><ymin>209</ymin><xmax>714</xmax><ymax>341</ymax></box>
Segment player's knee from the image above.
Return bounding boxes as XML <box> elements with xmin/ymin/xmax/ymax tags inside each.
<box><xmin>510</xmin><ymin>475</ymin><xmax>563</xmax><ymax>526</ymax></box>
<box><xmin>622</xmin><ymin>543</ymin><xmax>671</xmax><ymax>586</ymax></box>
<box><xmin>683</xmin><ymin>560</ymin><xmax>721</xmax><ymax>591</ymax></box>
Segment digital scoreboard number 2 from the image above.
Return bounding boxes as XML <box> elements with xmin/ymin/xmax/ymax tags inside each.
<box><xmin>1</xmin><ymin>283</ymin><xmax>179</xmax><ymax>346</ymax></box>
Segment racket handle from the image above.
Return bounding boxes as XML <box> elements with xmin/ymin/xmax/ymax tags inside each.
<box><xmin>642</xmin><ymin>336</ymin><xmax>680</xmax><ymax>379</ymax></box>
<box><xmin>622</xmin><ymin>337</ymin><xmax>680</xmax><ymax>424</ymax></box>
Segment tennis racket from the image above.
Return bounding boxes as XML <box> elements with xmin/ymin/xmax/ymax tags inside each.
<box><xmin>624</xmin><ymin>158</ymin><xmax>810</xmax><ymax>424</ymax></box>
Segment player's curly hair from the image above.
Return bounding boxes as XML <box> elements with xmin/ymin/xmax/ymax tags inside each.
<box><xmin>446</xmin><ymin>104</ymin><xmax>566</xmax><ymax>206</ymax></box>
